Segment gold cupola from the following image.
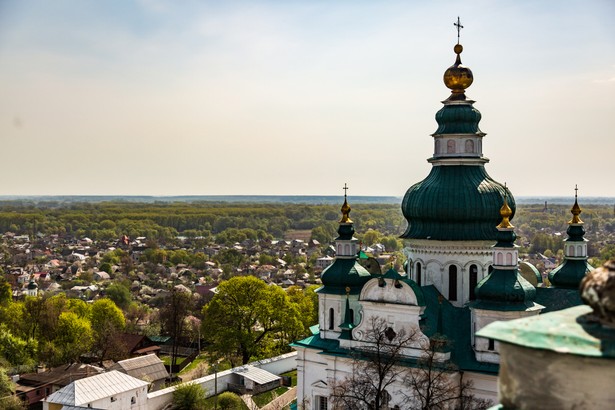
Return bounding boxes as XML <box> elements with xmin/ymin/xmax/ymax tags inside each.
<box><xmin>497</xmin><ymin>187</ymin><xmax>514</xmax><ymax>229</ymax></box>
<box><xmin>569</xmin><ymin>185</ymin><xmax>584</xmax><ymax>225</ymax></box>
<box><xmin>443</xmin><ymin>43</ymin><xmax>474</xmax><ymax>99</ymax></box>
<box><xmin>339</xmin><ymin>183</ymin><xmax>353</xmax><ymax>223</ymax></box>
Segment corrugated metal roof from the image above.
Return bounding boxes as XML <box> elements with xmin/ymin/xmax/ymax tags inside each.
<box><xmin>45</xmin><ymin>370</ymin><xmax>149</xmax><ymax>406</ymax></box>
<box><xmin>111</xmin><ymin>354</ymin><xmax>169</xmax><ymax>382</ymax></box>
<box><xmin>232</xmin><ymin>365</ymin><xmax>280</xmax><ymax>385</ymax></box>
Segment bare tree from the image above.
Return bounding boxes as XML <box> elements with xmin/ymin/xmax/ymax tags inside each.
<box><xmin>331</xmin><ymin>317</ymin><xmax>417</xmax><ymax>410</ymax></box>
<box><xmin>330</xmin><ymin>317</ymin><xmax>491</xmax><ymax>410</ymax></box>
<box><xmin>403</xmin><ymin>335</ymin><xmax>491</xmax><ymax>410</ymax></box>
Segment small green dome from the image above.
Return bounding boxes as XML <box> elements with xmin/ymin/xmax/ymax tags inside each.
<box><xmin>401</xmin><ymin>165</ymin><xmax>515</xmax><ymax>241</ymax></box>
<box><xmin>474</xmin><ymin>268</ymin><xmax>536</xmax><ymax>310</ymax></box>
<box><xmin>27</xmin><ymin>280</ymin><xmax>38</xmax><ymax>290</ymax></box>
<box><xmin>549</xmin><ymin>259</ymin><xmax>593</xmax><ymax>289</ymax></box>
<box><xmin>319</xmin><ymin>259</ymin><xmax>372</xmax><ymax>294</ymax></box>
<box><xmin>434</xmin><ymin>104</ymin><xmax>482</xmax><ymax>135</ymax></box>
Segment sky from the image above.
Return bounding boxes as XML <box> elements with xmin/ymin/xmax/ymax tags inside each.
<box><xmin>0</xmin><ymin>0</ymin><xmax>614</xmax><ymax>198</ymax></box>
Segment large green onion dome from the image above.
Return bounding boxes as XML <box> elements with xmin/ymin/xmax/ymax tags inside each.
<box><xmin>401</xmin><ymin>42</ymin><xmax>514</xmax><ymax>241</ymax></box>
<box><xmin>401</xmin><ymin>166</ymin><xmax>514</xmax><ymax>241</ymax></box>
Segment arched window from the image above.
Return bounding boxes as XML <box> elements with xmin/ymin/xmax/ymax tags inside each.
<box><xmin>488</xmin><ymin>265</ymin><xmax>494</xmax><ymax>274</ymax></box>
<box><xmin>435</xmin><ymin>140</ymin><xmax>441</xmax><ymax>155</ymax></box>
<box><xmin>577</xmin><ymin>245</ymin><xmax>583</xmax><ymax>255</ymax></box>
<box><xmin>506</xmin><ymin>252</ymin><xmax>513</xmax><ymax>265</ymax></box>
<box><xmin>497</xmin><ymin>252</ymin><xmax>504</xmax><ymax>265</ymax></box>
<box><xmin>449</xmin><ymin>265</ymin><xmax>458</xmax><ymax>301</ymax></box>
<box><xmin>329</xmin><ymin>308</ymin><xmax>334</xmax><ymax>330</ymax></box>
<box><xmin>416</xmin><ymin>262</ymin><xmax>422</xmax><ymax>286</ymax></box>
<box><xmin>344</xmin><ymin>244</ymin><xmax>350</xmax><ymax>255</ymax></box>
<box><xmin>447</xmin><ymin>139</ymin><xmax>455</xmax><ymax>153</ymax></box>
<box><xmin>569</xmin><ymin>245</ymin><xmax>575</xmax><ymax>256</ymax></box>
<box><xmin>469</xmin><ymin>264</ymin><xmax>478</xmax><ymax>301</ymax></box>
<box><xmin>465</xmin><ymin>139</ymin><xmax>475</xmax><ymax>153</ymax></box>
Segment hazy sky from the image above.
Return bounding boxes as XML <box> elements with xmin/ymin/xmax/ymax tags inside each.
<box><xmin>0</xmin><ymin>0</ymin><xmax>613</xmax><ymax>197</ymax></box>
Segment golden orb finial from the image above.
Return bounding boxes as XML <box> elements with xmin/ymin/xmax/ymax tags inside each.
<box><xmin>340</xmin><ymin>183</ymin><xmax>353</xmax><ymax>223</ymax></box>
<box><xmin>569</xmin><ymin>185</ymin><xmax>584</xmax><ymax>224</ymax></box>
<box><xmin>497</xmin><ymin>185</ymin><xmax>514</xmax><ymax>229</ymax></box>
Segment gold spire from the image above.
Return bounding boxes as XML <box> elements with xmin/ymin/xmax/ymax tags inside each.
<box><xmin>340</xmin><ymin>183</ymin><xmax>353</xmax><ymax>223</ymax></box>
<box><xmin>569</xmin><ymin>185</ymin><xmax>584</xmax><ymax>224</ymax></box>
<box><xmin>497</xmin><ymin>185</ymin><xmax>514</xmax><ymax>229</ymax></box>
<box><xmin>443</xmin><ymin>17</ymin><xmax>473</xmax><ymax>98</ymax></box>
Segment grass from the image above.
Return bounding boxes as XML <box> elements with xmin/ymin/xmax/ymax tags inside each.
<box><xmin>202</xmin><ymin>393</ymin><xmax>250</xmax><ymax>410</ymax></box>
<box><xmin>180</xmin><ymin>353</ymin><xmax>208</xmax><ymax>374</ymax></box>
<box><xmin>280</xmin><ymin>370</ymin><xmax>297</xmax><ymax>387</ymax></box>
<box><xmin>160</xmin><ymin>355</ymin><xmax>187</xmax><ymax>366</ymax></box>
<box><xmin>252</xmin><ymin>386</ymin><xmax>289</xmax><ymax>407</ymax></box>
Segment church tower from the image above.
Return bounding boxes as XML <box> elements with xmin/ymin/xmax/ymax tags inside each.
<box><xmin>548</xmin><ymin>187</ymin><xmax>593</xmax><ymax>288</ymax></box>
<box><xmin>402</xmin><ymin>29</ymin><xmax>512</xmax><ymax>307</ymax></box>
<box><xmin>470</xmin><ymin>196</ymin><xmax>543</xmax><ymax>364</ymax></box>
<box><xmin>317</xmin><ymin>185</ymin><xmax>372</xmax><ymax>340</ymax></box>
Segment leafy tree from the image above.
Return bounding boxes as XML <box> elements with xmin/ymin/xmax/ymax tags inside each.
<box><xmin>0</xmin><ymin>324</ymin><xmax>36</xmax><ymax>368</ymax></box>
<box><xmin>201</xmin><ymin>276</ymin><xmax>303</xmax><ymax>365</ymax></box>
<box><xmin>172</xmin><ymin>382</ymin><xmax>206</xmax><ymax>410</ymax></box>
<box><xmin>0</xmin><ymin>279</ymin><xmax>11</xmax><ymax>305</ymax></box>
<box><xmin>105</xmin><ymin>283</ymin><xmax>132</xmax><ymax>310</ymax></box>
<box><xmin>52</xmin><ymin>312</ymin><xmax>93</xmax><ymax>364</ymax></box>
<box><xmin>90</xmin><ymin>299</ymin><xmax>126</xmax><ymax>360</ymax></box>
<box><xmin>217</xmin><ymin>391</ymin><xmax>243</xmax><ymax>409</ymax></box>
<box><xmin>0</xmin><ymin>367</ymin><xmax>26</xmax><ymax>409</ymax></box>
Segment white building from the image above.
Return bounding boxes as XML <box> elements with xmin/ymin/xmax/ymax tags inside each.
<box><xmin>43</xmin><ymin>370</ymin><xmax>149</xmax><ymax>410</ymax></box>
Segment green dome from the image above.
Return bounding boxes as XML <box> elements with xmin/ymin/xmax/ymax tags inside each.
<box><xmin>401</xmin><ymin>165</ymin><xmax>515</xmax><ymax>241</ymax></box>
<box><xmin>434</xmin><ymin>104</ymin><xmax>482</xmax><ymax>135</ymax></box>
<box><xmin>319</xmin><ymin>259</ymin><xmax>372</xmax><ymax>294</ymax></box>
<box><xmin>549</xmin><ymin>259</ymin><xmax>593</xmax><ymax>289</ymax></box>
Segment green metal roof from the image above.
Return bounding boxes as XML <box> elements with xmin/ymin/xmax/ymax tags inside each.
<box><xmin>476</xmin><ymin>304</ymin><xmax>615</xmax><ymax>358</ymax></box>
<box><xmin>534</xmin><ymin>287</ymin><xmax>583</xmax><ymax>314</ymax></box>
<box><xmin>401</xmin><ymin>165</ymin><xmax>514</xmax><ymax>241</ymax></box>
<box><xmin>318</xmin><ymin>258</ymin><xmax>372</xmax><ymax>294</ymax></box>
<box><xmin>434</xmin><ymin>103</ymin><xmax>482</xmax><ymax>135</ymax></box>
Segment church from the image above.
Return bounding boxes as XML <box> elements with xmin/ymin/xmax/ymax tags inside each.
<box><xmin>292</xmin><ymin>31</ymin><xmax>592</xmax><ymax>409</ymax></box>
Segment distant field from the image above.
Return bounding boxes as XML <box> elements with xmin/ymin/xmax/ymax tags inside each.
<box><xmin>0</xmin><ymin>195</ymin><xmax>612</xmax><ymax>205</ymax></box>
<box><xmin>284</xmin><ymin>230</ymin><xmax>312</xmax><ymax>241</ymax></box>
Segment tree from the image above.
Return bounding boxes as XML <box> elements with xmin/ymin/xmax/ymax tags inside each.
<box><xmin>172</xmin><ymin>382</ymin><xmax>206</xmax><ymax>410</ymax></box>
<box><xmin>52</xmin><ymin>312</ymin><xmax>93</xmax><ymax>365</ymax></box>
<box><xmin>331</xmin><ymin>317</ymin><xmax>417</xmax><ymax>410</ymax></box>
<box><xmin>160</xmin><ymin>288</ymin><xmax>193</xmax><ymax>372</ymax></box>
<box><xmin>90</xmin><ymin>299</ymin><xmax>126</xmax><ymax>360</ymax></box>
<box><xmin>217</xmin><ymin>391</ymin><xmax>243</xmax><ymax>409</ymax></box>
<box><xmin>330</xmin><ymin>317</ymin><xmax>490</xmax><ymax>410</ymax></box>
<box><xmin>0</xmin><ymin>367</ymin><xmax>26</xmax><ymax>409</ymax></box>
<box><xmin>201</xmin><ymin>276</ymin><xmax>303</xmax><ymax>365</ymax></box>
<box><xmin>105</xmin><ymin>283</ymin><xmax>132</xmax><ymax>310</ymax></box>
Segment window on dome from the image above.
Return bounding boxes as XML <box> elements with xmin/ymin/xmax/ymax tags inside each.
<box><xmin>447</xmin><ymin>139</ymin><xmax>455</xmax><ymax>153</ymax></box>
<box><xmin>465</xmin><ymin>139</ymin><xmax>474</xmax><ymax>153</ymax></box>
<box><xmin>469</xmin><ymin>264</ymin><xmax>478</xmax><ymax>301</ymax></box>
<box><xmin>506</xmin><ymin>252</ymin><xmax>513</xmax><ymax>265</ymax></box>
<box><xmin>435</xmin><ymin>140</ymin><xmax>441</xmax><ymax>154</ymax></box>
<box><xmin>577</xmin><ymin>245</ymin><xmax>582</xmax><ymax>255</ymax></box>
<box><xmin>449</xmin><ymin>266</ymin><xmax>458</xmax><ymax>301</ymax></box>
<box><xmin>329</xmin><ymin>308</ymin><xmax>334</xmax><ymax>330</ymax></box>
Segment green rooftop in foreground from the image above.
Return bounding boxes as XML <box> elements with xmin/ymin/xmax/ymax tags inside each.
<box><xmin>477</xmin><ymin>304</ymin><xmax>615</xmax><ymax>358</ymax></box>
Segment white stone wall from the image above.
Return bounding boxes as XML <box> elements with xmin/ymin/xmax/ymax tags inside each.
<box><xmin>146</xmin><ymin>352</ymin><xmax>297</xmax><ymax>410</ymax></box>
<box><xmin>405</xmin><ymin>240</ymin><xmax>494</xmax><ymax>307</ymax></box>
